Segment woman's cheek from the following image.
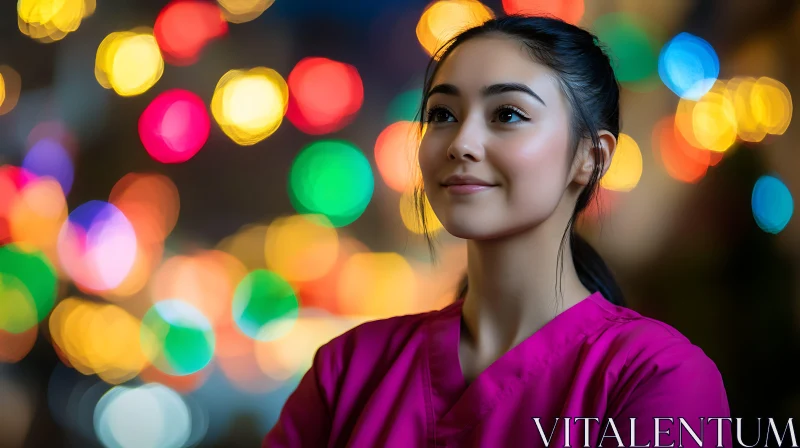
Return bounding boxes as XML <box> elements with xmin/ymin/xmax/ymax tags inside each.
<box><xmin>493</xmin><ymin>148</ymin><xmax>570</xmax><ymax>218</ymax></box>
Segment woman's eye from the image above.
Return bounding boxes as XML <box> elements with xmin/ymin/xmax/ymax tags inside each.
<box><xmin>427</xmin><ymin>107</ymin><xmax>455</xmax><ymax>123</ymax></box>
<box><xmin>495</xmin><ymin>107</ymin><xmax>527</xmax><ymax>123</ymax></box>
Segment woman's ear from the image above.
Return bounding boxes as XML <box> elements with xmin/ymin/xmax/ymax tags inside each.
<box><xmin>571</xmin><ymin>131</ymin><xmax>617</xmax><ymax>186</ymax></box>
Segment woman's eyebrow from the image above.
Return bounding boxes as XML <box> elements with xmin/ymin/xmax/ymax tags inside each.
<box><xmin>425</xmin><ymin>82</ymin><xmax>547</xmax><ymax>107</ymax></box>
<box><xmin>482</xmin><ymin>83</ymin><xmax>546</xmax><ymax>106</ymax></box>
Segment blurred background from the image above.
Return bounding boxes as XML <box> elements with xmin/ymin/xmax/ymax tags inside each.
<box><xmin>0</xmin><ymin>0</ymin><xmax>798</xmax><ymax>446</ymax></box>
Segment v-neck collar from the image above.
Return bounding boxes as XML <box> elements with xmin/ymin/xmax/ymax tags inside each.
<box><xmin>424</xmin><ymin>291</ymin><xmax>611</xmax><ymax>441</ymax></box>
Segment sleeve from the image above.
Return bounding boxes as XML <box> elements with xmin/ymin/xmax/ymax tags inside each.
<box><xmin>263</xmin><ymin>341</ymin><xmax>339</xmax><ymax>448</ymax></box>
<box><xmin>600</xmin><ymin>343</ymin><xmax>732</xmax><ymax>448</ymax></box>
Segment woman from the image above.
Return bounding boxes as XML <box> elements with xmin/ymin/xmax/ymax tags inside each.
<box><xmin>265</xmin><ymin>15</ymin><xmax>732</xmax><ymax>447</ymax></box>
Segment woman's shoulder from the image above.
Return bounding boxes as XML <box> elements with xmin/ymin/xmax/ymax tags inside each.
<box><xmin>594</xmin><ymin>303</ymin><xmax>725</xmax><ymax>390</ymax></box>
<box><xmin>585</xmin><ymin>302</ymin><xmax>732</xmax><ymax>436</ymax></box>
<box><xmin>591</xmin><ymin>297</ymin><xmax>704</xmax><ymax>351</ymax></box>
<box><xmin>596</xmin><ymin>309</ymin><xmax>730</xmax><ymax>422</ymax></box>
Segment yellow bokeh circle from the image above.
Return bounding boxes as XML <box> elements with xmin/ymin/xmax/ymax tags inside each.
<box><xmin>18</xmin><ymin>0</ymin><xmax>94</xmax><ymax>43</ymax></box>
<box><xmin>95</xmin><ymin>29</ymin><xmax>164</xmax><ymax>97</ymax></box>
<box><xmin>0</xmin><ymin>73</ymin><xmax>5</xmax><ymax>107</ymax></box>
<box><xmin>264</xmin><ymin>214</ymin><xmax>339</xmax><ymax>283</ymax></box>
<box><xmin>750</xmin><ymin>77</ymin><xmax>792</xmax><ymax>136</ymax></box>
<box><xmin>600</xmin><ymin>133</ymin><xmax>642</xmax><ymax>192</ymax></box>
<box><xmin>692</xmin><ymin>81</ymin><xmax>737</xmax><ymax>153</ymax></box>
<box><xmin>49</xmin><ymin>297</ymin><xmax>153</xmax><ymax>384</ymax></box>
<box><xmin>726</xmin><ymin>77</ymin><xmax>766</xmax><ymax>143</ymax></box>
<box><xmin>336</xmin><ymin>252</ymin><xmax>417</xmax><ymax>318</ymax></box>
<box><xmin>217</xmin><ymin>0</ymin><xmax>275</xmax><ymax>24</ymax></box>
<box><xmin>211</xmin><ymin>67</ymin><xmax>289</xmax><ymax>146</ymax></box>
<box><xmin>416</xmin><ymin>0</ymin><xmax>494</xmax><ymax>58</ymax></box>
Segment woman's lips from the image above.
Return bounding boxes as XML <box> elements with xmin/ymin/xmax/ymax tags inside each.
<box><xmin>443</xmin><ymin>184</ymin><xmax>496</xmax><ymax>194</ymax></box>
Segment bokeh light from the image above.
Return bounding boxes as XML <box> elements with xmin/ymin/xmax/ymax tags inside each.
<box><xmin>337</xmin><ymin>252</ymin><xmax>417</xmax><ymax>318</ymax></box>
<box><xmin>26</xmin><ymin>120</ymin><xmax>77</xmax><ymax>154</ymax></box>
<box><xmin>211</xmin><ymin>67</ymin><xmax>289</xmax><ymax>145</ymax></box>
<box><xmin>296</xmin><ymin>235</ymin><xmax>370</xmax><ymax>315</ymax></box>
<box><xmin>101</xmin><ymin>172</ymin><xmax>172</xmax><ymax>298</ymax></box>
<box><xmin>653</xmin><ymin>115</ymin><xmax>721</xmax><ymax>184</ymax></box>
<box><xmin>8</xmin><ymin>177</ymin><xmax>69</xmax><ymax>257</ymax></box>
<box><xmin>214</xmin><ymin>315</ymin><xmax>280</xmax><ymax>392</ymax></box>
<box><xmin>0</xmin><ymin>243</ymin><xmax>57</xmax><ymax>334</ymax></box>
<box><xmin>102</xmin><ymin>240</ymin><xmax>163</xmax><ymax>300</ymax></box>
<box><xmin>264</xmin><ymin>214</ymin><xmax>339</xmax><ymax>283</ymax></box>
<box><xmin>416</xmin><ymin>0</ymin><xmax>494</xmax><ymax>58</ymax></box>
<box><xmin>691</xmin><ymin>80</ymin><xmax>738</xmax><ymax>153</ymax></box>
<box><xmin>502</xmin><ymin>0</ymin><xmax>584</xmax><ymax>25</ymax></box>
<box><xmin>752</xmin><ymin>175</ymin><xmax>793</xmax><ymax>234</ymax></box>
<box><xmin>95</xmin><ymin>31</ymin><xmax>133</xmax><ymax>88</ymax></box>
<box><xmin>49</xmin><ymin>297</ymin><xmax>152</xmax><ymax>383</ymax></box>
<box><xmin>599</xmin><ymin>133</ymin><xmax>643</xmax><ymax>192</ymax></box>
<box><xmin>408</xmin><ymin>241</ymin><xmax>468</xmax><ymax>311</ymax></box>
<box><xmin>580</xmin><ymin>188</ymin><xmax>620</xmax><ymax>220</ymax></box>
<box><xmin>727</xmin><ymin>77</ymin><xmax>766</xmax><ymax>143</ymax></box>
<box><xmin>676</xmin><ymin>77</ymin><xmax>792</xmax><ymax>147</ymax></box>
<box><xmin>375</xmin><ymin>121</ymin><xmax>421</xmax><ymax>192</ymax></box>
<box><xmin>400</xmin><ymin>189</ymin><xmax>443</xmax><ymax>234</ymax></box>
<box><xmin>94</xmin><ymin>383</ymin><xmax>192</xmax><ymax>448</ymax></box>
<box><xmin>294</xmin><ymin>236</ymin><xmax>369</xmax><ymax>314</ymax></box>
<box><xmin>254</xmin><ymin>315</ymin><xmax>359</xmax><ymax>381</ymax></box>
<box><xmin>286</xmin><ymin>57</ymin><xmax>365</xmax><ymax>135</ymax></box>
<box><xmin>592</xmin><ymin>12</ymin><xmax>659</xmax><ymax>85</ymax></box>
<box><xmin>0</xmin><ymin>166</ymin><xmax>37</xmax><ymax>244</ymax></box>
<box><xmin>216</xmin><ymin>224</ymin><xmax>270</xmax><ymax>271</ymax></box>
<box><xmin>386</xmin><ymin>89</ymin><xmax>423</xmax><ymax>124</ymax></box>
<box><xmin>95</xmin><ymin>29</ymin><xmax>165</xmax><ymax>97</ymax></box>
<box><xmin>154</xmin><ymin>0</ymin><xmax>228</xmax><ymax>66</ymax></box>
<box><xmin>140</xmin><ymin>300</ymin><xmax>215</xmax><ymax>376</ymax></box>
<box><xmin>139</xmin><ymin>365</ymin><xmax>210</xmax><ymax>394</ymax></box>
<box><xmin>658</xmin><ymin>32</ymin><xmax>720</xmax><ymax>100</ymax></box>
<box><xmin>0</xmin><ymin>273</ymin><xmax>38</xmax><ymax>335</ymax></box>
<box><xmin>0</xmin><ymin>66</ymin><xmax>22</xmax><ymax>116</ymax></box>
<box><xmin>57</xmin><ymin>201</ymin><xmax>138</xmax><ymax>293</ymax></box>
<box><xmin>151</xmin><ymin>250</ymin><xmax>247</xmax><ymax>326</ymax></box>
<box><xmin>109</xmin><ymin>173</ymin><xmax>180</xmax><ymax>246</ymax></box>
<box><xmin>22</xmin><ymin>138</ymin><xmax>75</xmax><ymax>195</ymax></box>
<box><xmin>288</xmin><ymin>140</ymin><xmax>375</xmax><ymax>227</ymax></box>
<box><xmin>139</xmin><ymin>89</ymin><xmax>211</xmax><ymax>164</ymax></box>
<box><xmin>232</xmin><ymin>269</ymin><xmax>299</xmax><ymax>341</ymax></box>
<box><xmin>182</xmin><ymin>396</ymin><xmax>208</xmax><ymax>447</ymax></box>
<box><xmin>0</xmin><ymin>327</ymin><xmax>37</xmax><ymax>363</ymax></box>
<box><xmin>17</xmin><ymin>0</ymin><xmax>95</xmax><ymax>43</ymax></box>
<box><xmin>223</xmin><ymin>333</ymin><xmax>282</xmax><ymax>386</ymax></box>
<box><xmin>749</xmin><ymin>77</ymin><xmax>792</xmax><ymax>136</ymax></box>
<box><xmin>217</xmin><ymin>0</ymin><xmax>275</xmax><ymax>23</ymax></box>
<box><xmin>675</xmin><ymin>96</ymin><xmax>705</xmax><ymax>149</ymax></box>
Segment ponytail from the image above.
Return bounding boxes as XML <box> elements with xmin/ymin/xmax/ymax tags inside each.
<box><xmin>570</xmin><ymin>231</ymin><xmax>625</xmax><ymax>307</ymax></box>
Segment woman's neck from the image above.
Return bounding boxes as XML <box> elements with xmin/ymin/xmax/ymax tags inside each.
<box><xmin>459</xmin><ymin>219</ymin><xmax>591</xmax><ymax>364</ymax></box>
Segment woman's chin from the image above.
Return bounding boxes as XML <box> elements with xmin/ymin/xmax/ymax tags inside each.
<box><xmin>439</xmin><ymin>216</ymin><xmax>544</xmax><ymax>242</ymax></box>
<box><xmin>438</xmin><ymin>222</ymin><xmax>503</xmax><ymax>241</ymax></box>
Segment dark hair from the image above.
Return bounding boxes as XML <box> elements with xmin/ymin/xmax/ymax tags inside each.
<box><xmin>413</xmin><ymin>14</ymin><xmax>626</xmax><ymax>308</ymax></box>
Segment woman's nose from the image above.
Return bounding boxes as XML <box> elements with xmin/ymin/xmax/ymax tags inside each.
<box><xmin>446</xmin><ymin>121</ymin><xmax>485</xmax><ymax>161</ymax></box>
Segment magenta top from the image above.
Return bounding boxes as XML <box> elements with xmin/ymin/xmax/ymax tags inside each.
<box><xmin>264</xmin><ymin>291</ymin><xmax>732</xmax><ymax>447</ymax></box>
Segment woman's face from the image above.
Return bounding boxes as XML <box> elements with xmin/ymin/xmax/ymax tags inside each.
<box><xmin>418</xmin><ymin>35</ymin><xmax>581</xmax><ymax>240</ymax></box>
